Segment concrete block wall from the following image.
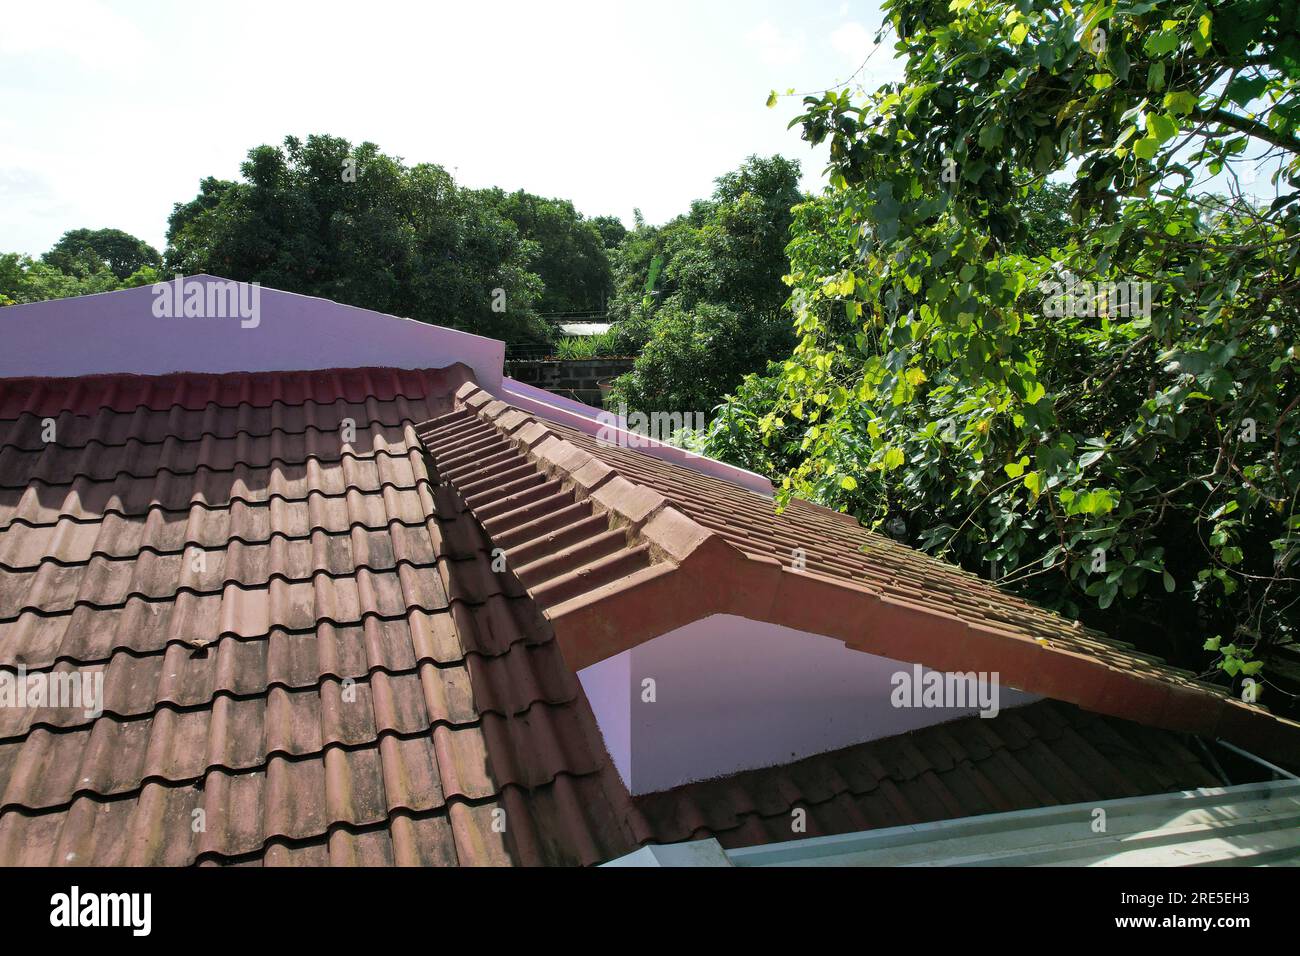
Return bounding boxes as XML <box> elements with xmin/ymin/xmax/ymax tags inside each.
<box><xmin>504</xmin><ymin>358</ymin><xmax>634</xmax><ymax>407</ymax></box>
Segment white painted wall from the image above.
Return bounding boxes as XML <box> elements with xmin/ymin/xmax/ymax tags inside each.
<box><xmin>578</xmin><ymin>613</ymin><xmax>1039</xmax><ymax>795</ymax></box>
<box><xmin>0</xmin><ymin>275</ymin><xmax>504</xmax><ymax>388</ymax></box>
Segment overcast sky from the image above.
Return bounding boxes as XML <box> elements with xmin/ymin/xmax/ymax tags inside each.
<box><xmin>0</xmin><ymin>0</ymin><xmax>902</xmax><ymax>257</ymax></box>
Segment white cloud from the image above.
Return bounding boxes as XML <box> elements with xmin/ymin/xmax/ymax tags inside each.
<box><xmin>830</xmin><ymin>20</ymin><xmax>876</xmax><ymax>65</ymax></box>
<box><xmin>746</xmin><ymin>21</ymin><xmax>806</xmax><ymax>67</ymax></box>
<box><xmin>0</xmin><ymin>0</ymin><xmax>147</xmax><ymax>69</ymax></box>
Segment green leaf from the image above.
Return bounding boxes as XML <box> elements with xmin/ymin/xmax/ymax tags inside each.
<box><xmin>840</xmin><ymin>475</ymin><xmax>858</xmax><ymax>491</ymax></box>
<box><xmin>1144</xmin><ymin>29</ymin><xmax>1181</xmax><ymax>56</ymax></box>
<box><xmin>1192</xmin><ymin>13</ymin><xmax>1212</xmax><ymax>55</ymax></box>
<box><xmin>1076</xmin><ymin>489</ymin><xmax>1116</xmax><ymax>515</ymax></box>
<box><xmin>1164</xmin><ymin>91</ymin><xmax>1198</xmax><ymax>115</ymax></box>
<box><xmin>1079</xmin><ymin>447</ymin><xmax>1108</xmax><ymax>468</ymax></box>
<box><xmin>1147</xmin><ymin>112</ymin><xmax>1177</xmax><ymax>143</ymax></box>
<box><xmin>1225</xmin><ymin>75</ymin><xmax>1268</xmax><ymax>107</ymax></box>
<box><xmin>1133</xmin><ymin>136</ymin><xmax>1160</xmax><ymax>160</ymax></box>
<box><xmin>1105</xmin><ymin>40</ymin><xmax>1130</xmax><ymax>81</ymax></box>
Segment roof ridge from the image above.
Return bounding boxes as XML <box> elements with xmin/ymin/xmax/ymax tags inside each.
<box><xmin>456</xmin><ymin>382</ymin><xmax>740</xmax><ymax>558</ymax></box>
<box><xmin>415</xmin><ymin>384</ymin><xmax>747</xmax><ymax>644</ymax></box>
<box><xmin>414</xmin><ymin>383</ymin><xmax>1300</xmax><ymax>771</ymax></box>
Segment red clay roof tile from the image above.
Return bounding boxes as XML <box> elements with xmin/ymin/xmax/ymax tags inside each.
<box><xmin>428</xmin><ymin>382</ymin><xmax>1300</xmax><ymax>769</ymax></box>
<box><xmin>633</xmin><ymin>700</ymin><xmax>1224</xmax><ymax>848</ymax></box>
<box><xmin>0</xmin><ymin>368</ymin><xmax>643</xmax><ymax>865</ymax></box>
<box><xmin>1</xmin><ymin>366</ymin><xmax>1291</xmax><ymax>867</ymax></box>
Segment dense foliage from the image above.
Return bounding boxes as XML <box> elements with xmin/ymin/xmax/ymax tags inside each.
<box><xmin>163</xmin><ymin>134</ymin><xmax>550</xmax><ymax>342</ymax></box>
<box><xmin>0</xmin><ymin>228</ymin><xmax>161</xmax><ymax>306</ymax></box>
<box><xmin>708</xmin><ymin>0</ymin><xmax>1300</xmax><ymax>695</ymax></box>
<box><xmin>44</xmin><ymin>228</ymin><xmax>161</xmax><ymax>280</ymax></box>
<box><xmin>605</xmin><ymin>155</ymin><xmax>803</xmax><ymax>416</ymax></box>
<box><xmin>474</xmin><ymin>189</ymin><xmax>618</xmax><ymax>315</ymax></box>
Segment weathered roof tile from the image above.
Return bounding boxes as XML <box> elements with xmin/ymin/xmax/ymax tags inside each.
<box><xmin>0</xmin><ymin>369</ymin><xmax>641</xmax><ymax>866</ymax></box>
<box><xmin>427</xmin><ymin>383</ymin><xmax>1300</xmax><ymax>768</ymax></box>
<box><xmin>1</xmin><ymin>367</ymin><xmax>1288</xmax><ymax>867</ymax></box>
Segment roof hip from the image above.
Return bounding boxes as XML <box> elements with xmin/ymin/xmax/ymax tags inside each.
<box><xmin>416</xmin><ymin>382</ymin><xmax>1300</xmax><ymax>771</ymax></box>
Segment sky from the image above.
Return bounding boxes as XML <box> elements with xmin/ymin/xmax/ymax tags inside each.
<box><xmin>0</xmin><ymin>0</ymin><xmax>903</xmax><ymax>257</ymax></box>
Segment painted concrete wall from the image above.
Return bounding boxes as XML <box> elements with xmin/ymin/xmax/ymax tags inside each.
<box><xmin>0</xmin><ymin>275</ymin><xmax>504</xmax><ymax>389</ymax></box>
<box><xmin>1</xmin><ymin>276</ymin><xmax>772</xmax><ymax>498</ymax></box>
<box><xmin>578</xmin><ymin>613</ymin><xmax>1040</xmax><ymax>795</ymax></box>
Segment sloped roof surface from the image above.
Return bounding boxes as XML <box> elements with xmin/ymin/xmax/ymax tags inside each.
<box><xmin>0</xmin><ymin>368</ymin><xmax>639</xmax><ymax>865</ymax></box>
<box><xmin>430</xmin><ymin>382</ymin><xmax>1300</xmax><ymax>768</ymax></box>
<box><xmin>634</xmin><ymin>700</ymin><xmax>1223</xmax><ymax>849</ymax></box>
<box><xmin>0</xmin><ymin>365</ymin><xmax>1289</xmax><ymax>866</ymax></box>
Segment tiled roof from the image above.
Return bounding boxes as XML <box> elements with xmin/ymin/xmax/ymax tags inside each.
<box><xmin>426</xmin><ymin>382</ymin><xmax>1300</xmax><ymax>769</ymax></box>
<box><xmin>0</xmin><ymin>368</ymin><xmax>640</xmax><ymax>865</ymax></box>
<box><xmin>633</xmin><ymin>700</ymin><xmax>1225</xmax><ymax>849</ymax></box>
<box><xmin>0</xmin><ymin>365</ymin><xmax>1293</xmax><ymax>866</ymax></box>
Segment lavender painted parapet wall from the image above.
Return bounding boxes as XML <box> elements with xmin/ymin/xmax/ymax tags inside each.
<box><xmin>0</xmin><ymin>275</ymin><xmax>504</xmax><ymax>389</ymax></box>
<box><xmin>1</xmin><ymin>276</ymin><xmax>772</xmax><ymax>494</ymax></box>
<box><xmin>579</xmin><ymin>614</ymin><xmax>1040</xmax><ymax>795</ymax></box>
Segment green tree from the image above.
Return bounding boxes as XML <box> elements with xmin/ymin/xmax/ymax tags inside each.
<box><xmin>607</xmin><ymin>155</ymin><xmax>804</xmax><ymax>415</ymax></box>
<box><xmin>164</xmin><ymin>134</ymin><xmax>549</xmax><ymax>342</ymax></box>
<box><xmin>591</xmin><ymin>215</ymin><xmax>629</xmax><ymax>250</ymax></box>
<box><xmin>712</xmin><ymin>0</ymin><xmax>1300</xmax><ymax>697</ymax></box>
<box><xmin>609</xmin><ymin>301</ymin><xmax>793</xmax><ymax>416</ymax></box>
<box><xmin>2</xmin><ymin>227</ymin><xmax>162</xmax><ymax>306</ymax></box>
<box><xmin>478</xmin><ymin>189</ymin><xmax>615</xmax><ymax>314</ymax></box>
<box><xmin>43</xmin><ymin>227</ymin><xmax>161</xmax><ymax>280</ymax></box>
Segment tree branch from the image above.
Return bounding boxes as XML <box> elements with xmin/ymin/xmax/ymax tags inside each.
<box><xmin>1191</xmin><ymin>106</ymin><xmax>1300</xmax><ymax>155</ymax></box>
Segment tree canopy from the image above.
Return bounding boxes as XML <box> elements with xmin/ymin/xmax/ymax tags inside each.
<box><xmin>0</xmin><ymin>227</ymin><xmax>161</xmax><ymax>306</ymax></box>
<box><xmin>606</xmin><ymin>154</ymin><xmax>804</xmax><ymax>416</ymax></box>
<box><xmin>474</xmin><ymin>188</ymin><xmax>616</xmax><ymax>315</ymax></box>
<box><xmin>163</xmin><ymin>134</ymin><xmax>551</xmax><ymax>342</ymax></box>
<box><xmin>3</xmin><ymin>135</ymin><xmax>632</xmax><ymax>350</ymax></box>
<box><xmin>43</xmin><ymin>227</ymin><xmax>161</xmax><ymax>280</ymax></box>
<box><xmin>708</xmin><ymin>0</ymin><xmax>1300</xmax><ymax>699</ymax></box>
